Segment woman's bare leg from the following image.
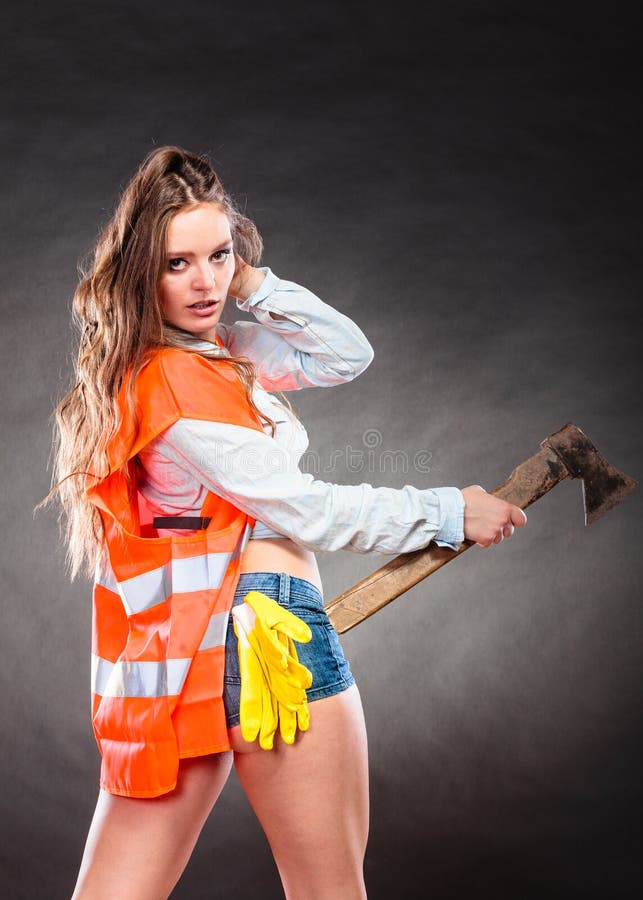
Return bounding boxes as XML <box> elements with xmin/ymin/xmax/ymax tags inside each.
<box><xmin>72</xmin><ymin>751</ymin><xmax>233</xmax><ymax>900</ymax></box>
<box><xmin>231</xmin><ymin>684</ymin><xmax>369</xmax><ymax>900</ymax></box>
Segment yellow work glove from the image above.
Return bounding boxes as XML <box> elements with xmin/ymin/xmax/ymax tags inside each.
<box><xmin>231</xmin><ymin>590</ymin><xmax>313</xmax><ymax>750</ymax></box>
<box><xmin>232</xmin><ymin>610</ymin><xmax>279</xmax><ymax>749</ymax></box>
<box><xmin>275</xmin><ymin>630</ymin><xmax>311</xmax><ymax>741</ymax></box>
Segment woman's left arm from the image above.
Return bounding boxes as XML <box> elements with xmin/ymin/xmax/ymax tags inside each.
<box><xmin>217</xmin><ymin>263</ymin><xmax>374</xmax><ymax>391</ymax></box>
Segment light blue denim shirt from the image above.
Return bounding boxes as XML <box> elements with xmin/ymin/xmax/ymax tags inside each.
<box><xmin>137</xmin><ymin>268</ymin><xmax>465</xmax><ymax>554</ymax></box>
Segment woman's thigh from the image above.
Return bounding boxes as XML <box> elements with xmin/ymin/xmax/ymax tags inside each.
<box><xmin>72</xmin><ymin>752</ymin><xmax>233</xmax><ymax>900</ymax></box>
<box><xmin>231</xmin><ymin>684</ymin><xmax>369</xmax><ymax>900</ymax></box>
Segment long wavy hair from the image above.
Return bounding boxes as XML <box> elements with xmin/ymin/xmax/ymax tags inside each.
<box><xmin>43</xmin><ymin>146</ymin><xmax>284</xmax><ymax>579</ymax></box>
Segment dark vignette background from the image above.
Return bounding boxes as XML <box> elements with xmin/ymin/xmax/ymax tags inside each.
<box><xmin>1</xmin><ymin>2</ymin><xmax>641</xmax><ymax>898</ymax></box>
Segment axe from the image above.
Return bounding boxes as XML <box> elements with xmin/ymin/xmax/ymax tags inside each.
<box><xmin>325</xmin><ymin>423</ymin><xmax>636</xmax><ymax>634</ymax></box>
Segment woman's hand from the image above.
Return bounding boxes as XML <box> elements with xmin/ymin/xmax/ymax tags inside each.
<box><xmin>461</xmin><ymin>484</ymin><xmax>527</xmax><ymax>548</ymax></box>
<box><xmin>227</xmin><ymin>255</ymin><xmax>266</xmax><ymax>301</ymax></box>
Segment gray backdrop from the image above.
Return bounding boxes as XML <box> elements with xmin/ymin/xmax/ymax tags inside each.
<box><xmin>1</xmin><ymin>2</ymin><xmax>641</xmax><ymax>898</ymax></box>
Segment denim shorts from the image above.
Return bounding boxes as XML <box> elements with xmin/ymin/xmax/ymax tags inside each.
<box><xmin>224</xmin><ymin>572</ymin><xmax>356</xmax><ymax>729</ymax></box>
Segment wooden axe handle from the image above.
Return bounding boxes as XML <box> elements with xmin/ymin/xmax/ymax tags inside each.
<box><xmin>325</xmin><ymin>444</ymin><xmax>569</xmax><ymax>634</ymax></box>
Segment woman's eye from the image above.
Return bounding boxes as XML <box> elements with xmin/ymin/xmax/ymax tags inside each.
<box><xmin>167</xmin><ymin>249</ymin><xmax>230</xmax><ymax>271</ymax></box>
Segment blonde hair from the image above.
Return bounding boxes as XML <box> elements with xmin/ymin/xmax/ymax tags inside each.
<box><xmin>43</xmin><ymin>146</ymin><xmax>284</xmax><ymax>579</ymax></box>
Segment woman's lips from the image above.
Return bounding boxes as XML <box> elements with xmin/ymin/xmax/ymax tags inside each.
<box><xmin>187</xmin><ymin>299</ymin><xmax>220</xmax><ymax>317</ymax></box>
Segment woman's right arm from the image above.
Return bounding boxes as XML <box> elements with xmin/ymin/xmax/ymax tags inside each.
<box><xmin>152</xmin><ymin>418</ymin><xmax>524</xmax><ymax>555</ymax></box>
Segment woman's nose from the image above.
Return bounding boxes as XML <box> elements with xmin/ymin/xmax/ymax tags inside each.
<box><xmin>193</xmin><ymin>262</ymin><xmax>215</xmax><ymax>291</ymax></box>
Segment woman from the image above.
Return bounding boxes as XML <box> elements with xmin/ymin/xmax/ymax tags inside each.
<box><xmin>49</xmin><ymin>146</ymin><xmax>526</xmax><ymax>899</ymax></box>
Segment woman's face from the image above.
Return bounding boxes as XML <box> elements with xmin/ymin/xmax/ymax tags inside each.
<box><xmin>158</xmin><ymin>202</ymin><xmax>234</xmax><ymax>341</ymax></box>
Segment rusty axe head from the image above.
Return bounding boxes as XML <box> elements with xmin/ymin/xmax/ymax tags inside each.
<box><xmin>542</xmin><ymin>423</ymin><xmax>636</xmax><ymax>525</ymax></box>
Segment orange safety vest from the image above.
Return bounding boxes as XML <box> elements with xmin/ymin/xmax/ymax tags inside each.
<box><xmin>86</xmin><ymin>347</ymin><xmax>264</xmax><ymax>798</ymax></box>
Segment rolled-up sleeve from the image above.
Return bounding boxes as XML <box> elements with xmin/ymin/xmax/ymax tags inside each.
<box><xmin>217</xmin><ymin>268</ymin><xmax>375</xmax><ymax>391</ymax></box>
<box><xmin>154</xmin><ymin>418</ymin><xmax>465</xmax><ymax>554</ymax></box>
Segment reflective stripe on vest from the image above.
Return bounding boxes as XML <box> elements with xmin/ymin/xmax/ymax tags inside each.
<box><xmin>91</xmin><ymin>608</ymin><xmax>230</xmax><ymax>697</ymax></box>
<box><xmin>198</xmin><ymin>610</ymin><xmax>230</xmax><ymax>650</ymax></box>
<box><xmin>96</xmin><ymin>550</ymin><xmax>234</xmax><ymax>616</ymax></box>
<box><xmin>92</xmin><ymin>654</ymin><xmax>192</xmax><ymax>698</ymax></box>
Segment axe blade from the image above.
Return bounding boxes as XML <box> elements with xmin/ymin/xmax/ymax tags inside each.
<box><xmin>543</xmin><ymin>424</ymin><xmax>637</xmax><ymax>525</ymax></box>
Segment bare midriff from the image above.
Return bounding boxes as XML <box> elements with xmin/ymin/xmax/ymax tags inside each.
<box><xmin>239</xmin><ymin>537</ymin><xmax>323</xmax><ymax>594</ymax></box>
